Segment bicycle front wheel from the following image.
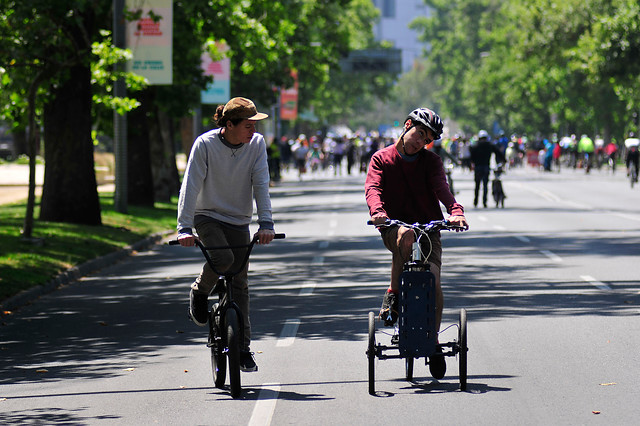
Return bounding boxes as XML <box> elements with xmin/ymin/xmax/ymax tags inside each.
<box><xmin>225</xmin><ymin>308</ymin><xmax>242</xmax><ymax>398</ymax></box>
<box><xmin>209</xmin><ymin>304</ymin><xmax>226</xmax><ymax>389</ymax></box>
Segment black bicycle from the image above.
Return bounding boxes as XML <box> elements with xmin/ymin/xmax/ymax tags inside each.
<box><xmin>170</xmin><ymin>233</ymin><xmax>285</xmax><ymax>398</ymax></box>
<box><xmin>367</xmin><ymin>219</ymin><xmax>468</xmax><ymax>394</ymax></box>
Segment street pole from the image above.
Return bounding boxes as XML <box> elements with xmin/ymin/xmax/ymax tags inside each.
<box><xmin>113</xmin><ymin>0</ymin><xmax>128</xmax><ymax>213</ymax></box>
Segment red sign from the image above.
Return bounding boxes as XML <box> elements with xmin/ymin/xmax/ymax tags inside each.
<box><xmin>280</xmin><ymin>71</ymin><xmax>298</xmax><ymax>121</ymax></box>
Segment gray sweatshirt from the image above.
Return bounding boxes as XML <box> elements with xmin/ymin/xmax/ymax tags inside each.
<box><xmin>177</xmin><ymin>128</ymin><xmax>273</xmax><ymax>233</ymax></box>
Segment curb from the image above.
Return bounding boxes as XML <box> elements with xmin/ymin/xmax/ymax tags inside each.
<box><xmin>0</xmin><ymin>230</ymin><xmax>176</xmax><ymax>312</ymax></box>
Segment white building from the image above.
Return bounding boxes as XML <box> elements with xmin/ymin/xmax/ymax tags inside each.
<box><xmin>372</xmin><ymin>0</ymin><xmax>432</xmax><ymax>72</ymax></box>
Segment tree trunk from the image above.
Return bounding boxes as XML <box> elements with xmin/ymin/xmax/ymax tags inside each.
<box><xmin>149</xmin><ymin>107</ymin><xmax>180</xmax><ymax>203</ymax></box>
<box><xmin>126</xmin><ymin>89</ymin><xmax>155</xmax><ymax>206</ymax></box>
<box><xmin>40</xmin><ymin>64</ymin><xmax>101</xmax><ymax>225</ymax></box>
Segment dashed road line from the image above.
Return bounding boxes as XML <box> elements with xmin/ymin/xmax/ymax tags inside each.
<box><xmin>248</xmin><ymin>383</ymin><xmax>281</xmax><ymax>426</ymax></box>
<box><xmin>539</xmin><ymin>249</ymin><xmax>563</xmax><ymax>263</ymax></box>
<box><xmin>299</xmin><ymin>282</ymin><xmax>316</xmax><ymax>296</ymax></box>
<box><xmin>514</xmin><ymin>235</ymin><xmax>531</xmax><ymax>243</ymax></box>
<box><xmin>276</xmin><ymin>319</ymin><xmax>300</xmax><ymax>347</ymax></box>
<box><xmin>581</xmin><ymin>275</ymin><xmax>612</xmax><ymax>291</ymax></box>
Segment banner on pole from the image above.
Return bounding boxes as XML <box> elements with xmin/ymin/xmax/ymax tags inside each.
<box><xmin>126</xmin><ymin>0</ymin><xmax>173</xmax><ymax>85</ymax></box>
<box><xmin>280</xmin><ymin>71</ymin><xmax>298</xmax><ymax>121</ymax></box>
<box><xmin>201</xmin><ymin>42</ymin><xmax>230</xmax><ymax>104</ymax></box>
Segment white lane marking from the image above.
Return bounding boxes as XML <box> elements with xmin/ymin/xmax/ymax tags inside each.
<box><xmin>327</xmin><ymin>230</ymin><xmax>335</xmax><ymax>237</ymax></box>
<box><xmin>311</xmin><ymin>256</ymin><xmax>324</xmax><ymax>265</ymax></box>
<box><xmin>318</xmin><ymin>241</ymin><xmax>329</xmax><ymax>249</ymax></box>
<box><xmin>276</xmin><ymin>319</ymin><xmax>300</xmax><ymax>347</ymax></box>
<box><xmin>539</xmin><ymin>249</ymin><xmax>563</xmax><ymax>263</ymax></box>
<box><xmin>329</xmin><ymin>219</ymin><xmax>338</xmax><ymax>228</ymax></box>
<box><xmin>477</xmin><ymin>215</ymin><xmax>488</xmax><ymax>222</ymax></box>
<box><xmin>611</xmin><ymin>212</ymin><xmax>640</xmax><ymax>222</ymax></box>
<box><xmin>299</xmin><ymin>282</ymin><xmax>316</xmax><ymax>296</ymax></box>
<box><xmin>248</xmin><ymin>383</ymin><xmax>281</xmax><ymax>426</ymax></box>
<box><xmin>515</xmin><ymin>235</ymin><xmax>531</xmax><ymax>243</ymax></box>
<box><xmin>581</xmin><ymin>275</ymin><xmax>612</xmax><ymax>291</ymax></box>
<box><xmin>493</xmin><ymin>225</ymin><xmax>507</xmax><ymax>231</ymax></box>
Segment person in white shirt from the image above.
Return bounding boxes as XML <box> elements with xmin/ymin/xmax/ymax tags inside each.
<box><xmin>176</xmin><ymin>97</ymin><xmax>276</xmax><ymax>372</ymax></box>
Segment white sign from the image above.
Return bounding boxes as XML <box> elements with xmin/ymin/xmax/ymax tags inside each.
<box><xmin>201</xmin><ymin>43</ymin><xmax>230</xmax><ymax>104</ymax></box>
<box><xmin>126</xmin><ymin>0</ymin><xmax>173</xmax><ymax>85</ymax></box>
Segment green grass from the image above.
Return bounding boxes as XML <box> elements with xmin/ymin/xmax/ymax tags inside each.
<box><xmin>0</xmin><ymin>193</ymin><xmax>177</xmax><ymax>302</ymax></box>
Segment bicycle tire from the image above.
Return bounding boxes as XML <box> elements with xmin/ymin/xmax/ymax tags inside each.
<box><xmin>209</xmin><ymin>304</ymin><xmax>226</xmax><ymax>389</ymax></box>
<box><xmin>225</xmin><ymin>308</ymin><xmax>242</xmax><ymax>398</ymax></box>
<box><xmin>458</xmin><ymin>308</ymin><xmax>468</xmax><ymax>391</ymax></box>
<box><xmin>368</xmin><ymin>311</ymin><xmax>376</xmax><ymax>395</ymax></box>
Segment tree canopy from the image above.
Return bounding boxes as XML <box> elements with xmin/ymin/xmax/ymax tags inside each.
<box><xmin>410</xmin><ymin>0</ymin><xmax>640</xmax><ymax>140</ymax></box>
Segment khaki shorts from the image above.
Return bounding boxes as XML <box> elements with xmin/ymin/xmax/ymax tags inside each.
<box><xmin>380</xmin><ymin>226</ymin><xmax>442</xmax><ymax>269</ymax></box>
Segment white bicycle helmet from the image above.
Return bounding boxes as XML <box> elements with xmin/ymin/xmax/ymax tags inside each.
<box><xmin>407</xmin><ymin>108</ymin><xmax>444</xmax><ymax>139</ymax></box>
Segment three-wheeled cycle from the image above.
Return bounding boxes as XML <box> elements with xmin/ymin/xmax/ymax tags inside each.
<box><xmin>170</xmin><ymin>233</ymin><xmax>285</xmax><ymax>398</ymax></box>
<box><xmin>367</xmin><ymin>219</ymin><xmax>468</xmax><ymax>395</ymax></box>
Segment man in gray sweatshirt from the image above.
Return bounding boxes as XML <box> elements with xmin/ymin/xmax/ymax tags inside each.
<box><xmin>177</xmin><ymin>97</ymin><xmax>276</xmax><ymax>372</ymax></box>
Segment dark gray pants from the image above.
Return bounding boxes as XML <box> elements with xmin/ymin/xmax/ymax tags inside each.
<box><xmin>192</xmin><ymin>221</ymin><xmax>251</xmax><ymax>350</ymax></box>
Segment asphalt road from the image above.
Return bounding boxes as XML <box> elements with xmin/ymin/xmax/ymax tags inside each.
<box><xmin>1</xmin><ymin>165</ymin><xmax>639</xmax><ymax>425</ymax></box>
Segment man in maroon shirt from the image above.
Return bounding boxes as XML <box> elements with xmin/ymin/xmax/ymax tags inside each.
<box><xmin>365</xmin><ymin>107</ymin><xmax>468</xmax><ymax>379</ymax></box>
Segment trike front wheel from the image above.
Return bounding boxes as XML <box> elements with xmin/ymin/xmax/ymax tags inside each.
<box><xmin>368</xmin><ymin>311</ymin><xmax>376</xmax><ymax>395</ymax></box>
<box><xmin>458</xmin><ymin>308</ymin><xmax>468</xmax><ymax>391</ymax></box>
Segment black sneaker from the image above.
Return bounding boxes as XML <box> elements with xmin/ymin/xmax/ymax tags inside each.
<box><xmin>240</xmin><ymin>351</ymin><xmax>258</xmax><ymax>372</ymax></box>
<box><xmin>379</xmin><ymin>291</ymin><xmax>398</xmax><ymax>327</ymax></box>
<box><xmin>189</xmin><ymin>289</ymin><xmax>208</xmax><ymax>326</ymax></box>
<box><xmin>429</xmin><ymin>345</ymin><xmax>446</xmax><ymax>380</ymax></box>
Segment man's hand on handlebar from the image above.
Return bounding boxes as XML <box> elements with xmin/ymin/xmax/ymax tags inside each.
<box><xmin>255</xmin><ymin>228</ymin><xmax>275</xmax><ymax>245</ymax></box>
<box><xmin>177</xmin><ymin>232</ymin><xmax>197</xmax><ymax>247</ymax></box>
<box><xmin>370</xmin><ymin>214</ymin><xmax>389</xmax><ymax>226</ymax></box>
<box><xmin>448</xmin><ymin>214</ymin><xmax>469</xmax><ymax>231</ymax></box>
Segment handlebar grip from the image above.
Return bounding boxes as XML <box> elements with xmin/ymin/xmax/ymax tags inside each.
<box><xmin>168</xmin><ymin>240</ymin><xmax>180</xmax><ymax>245</ymax></box>
<box><xmin>274</xmin><ymin>233</ymin><xmax>286</xmax><ymax>239</ymax></box>
<box><xmin>367</xmin><ymin>220</ymin><xmax>374</xmax><ymax>225</ymax></box>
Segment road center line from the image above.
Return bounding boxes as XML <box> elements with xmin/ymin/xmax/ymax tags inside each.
<box><xmin>248</xmin><ymin>383</ymin><xmax>281</xmax><ymax>426</ymax></box>
<box><xmin>318</xmin><ymin>241</ymin><xmax>329</xmax><ymax>249</ymax></box>
<box><xmin>276</xmin><ymin>319</ymin><xmax>300</xmax><ymax>347</ymax></box>
<box><xmin>311</xmin><ymin>256</ymin><xmax>324</xmax><ymax>265</ymax></box>
<box><xmin>539</xmin><ymin>249</ymin><xmax>562</xmax><ymax>263</ymax></box>
<box><xmin>515</xmin><ymin>235</ymin><xmax>531</xmax><ymax>243</ymax></box>
<box><xmin>581</xmin><ymin>275</ymin><xmax>612</xmax><ymax>291</ymax></box>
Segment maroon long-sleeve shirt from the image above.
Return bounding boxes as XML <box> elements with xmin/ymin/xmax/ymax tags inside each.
<box><xmin>365</xmin><ymin>144</ymin><xmax>464</xmax><ymax>223</ymax></box>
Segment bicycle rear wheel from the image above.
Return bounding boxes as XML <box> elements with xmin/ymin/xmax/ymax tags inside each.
<box><xmin>458</xmin><ymin>308</ymin><xmax>468</xmax><ymax>391</ymax></box>
<box><xmin>225</xmin><ymin>308</ymin><xmax>241</xmax><ymax>398</ymax></box>
<box><xmin>367</xmin><ymin>311</ymin><xmax>376</xmax><ymax>395</ymax></box>
<box><xmin>209</xmin><ymin>304</ymin><xmax>226</xmax><ymax>389</ymax></box>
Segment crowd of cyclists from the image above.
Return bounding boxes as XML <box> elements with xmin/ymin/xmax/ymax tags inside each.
<box><xmin>265</xmin><ymin>128</ymin><xmax>640</xmax><ymax>186</ymax></box>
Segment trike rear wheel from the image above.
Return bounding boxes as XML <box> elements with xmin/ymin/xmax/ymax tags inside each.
<box><xmin>368</xmin><ymin>311</ymin><xmax>376</xmax><ymax>395</ymax></box>
<box><xmin>209</xmin><ymin>304</ymin><xmax>226</xmax><ymax>389</ymax></box>
<box><xmin>458</xmin><ymin>308</ymin><xmax>468</xmax><ymax>391</ymax></box>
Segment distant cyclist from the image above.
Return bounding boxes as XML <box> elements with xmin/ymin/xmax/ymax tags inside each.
<box><xmin>365</xmin><ymin>107</ymin><xmax>469</xmax><ymax>379</ymax></box>
<box><xmin>578</xmin><ymin>134</ymin><xmax>595</xmax><ymax>173</ymax></box>
<box><xmin>625</xmin><ymin>133</ymin><xmax>639</xmax><ymax>179</ymax></box>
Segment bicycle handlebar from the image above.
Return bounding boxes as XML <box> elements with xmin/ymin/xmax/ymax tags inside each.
<box><xmin>168</xmin><ymin>233</ymin><xmax>286</xmax><ymax>249</ymax></box>
<box><xmin>168</xmin><ymin>233</ymin><xmax>285</xmax><ymax>277</ymax></box>
<box><xmin>367</xmin><ymin>219</ymin><xmax>465</xmax><ymax>232</ymax></box>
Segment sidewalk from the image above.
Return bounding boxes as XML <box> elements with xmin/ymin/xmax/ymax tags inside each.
<box><xmin>0</xmin><ymin>163</ymin><xmax>116</xmax><ymax>205</ymax></box>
